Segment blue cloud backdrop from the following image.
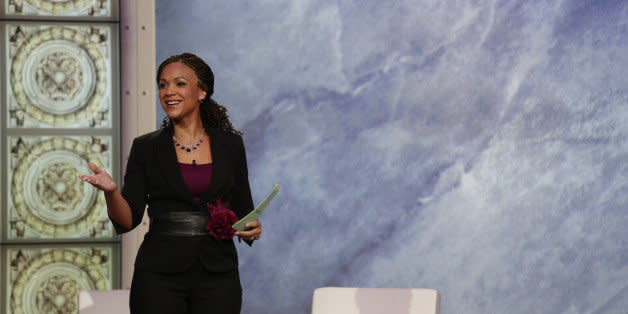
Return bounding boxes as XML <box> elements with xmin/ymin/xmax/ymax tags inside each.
<box><xmin>155</xmin><ymin>1</ymin><xmax>627</xmax><ymax>313</ymax></box>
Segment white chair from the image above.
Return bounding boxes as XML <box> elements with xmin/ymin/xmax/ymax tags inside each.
<box><xmin>78</xmin><ymin>290</ymin><xmax>130</xmax><ymax>314</ymax></box>
<box><xmin>312</xmin><ymin>287</ymin><xmax>440</xmax><ymax>314</ymax></box>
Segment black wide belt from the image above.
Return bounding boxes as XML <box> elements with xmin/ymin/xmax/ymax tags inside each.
<box><xmin>149</xmin><ymin>211</ymin><xmax>209</xmax><ymax>236</ymax></box>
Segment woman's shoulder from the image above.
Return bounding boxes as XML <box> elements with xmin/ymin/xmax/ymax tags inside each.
<box><xmin>210</xmin><ymin>128</ymin><xmax>243</xmax><ymax>145</ymax></box>
<box><xmin>134</xmin><ymin>129</ymin><xmax>166</xmax><ymax>144</ymax></box>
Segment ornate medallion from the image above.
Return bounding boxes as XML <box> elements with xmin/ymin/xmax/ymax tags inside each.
<box><xmin>8</xmin><ymin>247</ymin><xmax>111</xmax><ymax>314</ymax></box>
<box><xmin>8</xmin><ymin>0</ymin><xmax>111</xmax><ymax>17</ymax></box>
<box><xmin>9</xmin><ymin>136</ymin><xmax>112</xmax><ymax>238</ymax></box>
<box><xmin>24</xmin><ymin>40</ymin><xmax>97</xmax><ymax>115</ymax></box>
<box><xmin>8</xmin><ymin>25</ymin><xmax>111</xmax><ymax>127</ymax></box>
<box><xmin>25</xmin><ymin>150</ymin><xmax>96</xmax><ymax>225</ymax></box>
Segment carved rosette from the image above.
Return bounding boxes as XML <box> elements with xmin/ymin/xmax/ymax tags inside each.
<box><xmin>7</xmin><ymin>24</ymin><xmax>111</xmax><ymax>127</ymax></box>
<box><xmin>7</xmin><ymin>247</ymin><xmax>112</xmax><ymax>314</ymax></box>
<box><xmin>8</xmin><ymin>136</ymin><xmax>113</xmax><ymax>238</ymax></box>
<box><xmin>7</xmin><ymin>0</ymin><xmax>111</xmax><ymax>17</ymax></box>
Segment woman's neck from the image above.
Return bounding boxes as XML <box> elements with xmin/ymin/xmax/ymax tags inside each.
<box><xmin>172</xmin><ymin>117</ymin><xmax>205</xmax><ymax>142</ymax></box>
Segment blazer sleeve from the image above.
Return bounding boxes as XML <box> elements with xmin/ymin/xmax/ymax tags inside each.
<box><xmin>233</xmin><ymin>135</ymin><xmax>254</xmax><ymax>217</ymax></box>
<box><xmin>233</xmin><ymin>135</ymin><xmax>255</xmax><ymax>246</ymax></box>
<box><xmin>111</xmin><ymin>138</ymin><xmax>148</xmax><ymax>234</ymax></box>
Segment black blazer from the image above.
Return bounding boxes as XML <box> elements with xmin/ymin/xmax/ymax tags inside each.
<box><xmin>113</xmin><ymin>126</ymin><xmax>254</xmax><ymax>273</ymax></box>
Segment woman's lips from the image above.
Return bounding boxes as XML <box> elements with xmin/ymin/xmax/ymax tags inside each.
<box><xmin>165</xmin><ymin>100</ymin><xmax>182</xmax><ymax>108</ymax></box>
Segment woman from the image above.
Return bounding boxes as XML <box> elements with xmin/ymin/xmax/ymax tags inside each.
<box><xmin>80</xmin><ymin>52</ymin><xmax>261</xmax><ymax>314</ymax></box>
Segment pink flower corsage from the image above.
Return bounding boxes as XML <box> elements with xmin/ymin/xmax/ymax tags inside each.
<box><xmin>206</xmin><ymin>199</ymin><xmax>238</xmax><ymax>240</ymax></box>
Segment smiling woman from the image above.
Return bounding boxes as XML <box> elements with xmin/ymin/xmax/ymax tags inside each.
<box><xmin>158</xmin><ymin>53</ymin><xmax>242</xmax><ymax>134</ymax></box>
<box><xmin>158</xmin><ymin>62</ymin><xmax>207</xmax><ymax>123</ymax></box>
<box><xmin>80</xmin><ymin>52</ymin><xmax>262</xmax><ymax>314</ymax></box>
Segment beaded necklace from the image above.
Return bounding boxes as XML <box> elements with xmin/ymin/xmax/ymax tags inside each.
<box><xmin>173</xmin><ymin>134</ymin><xmax>204</xmax><ymax>153</ymax></box>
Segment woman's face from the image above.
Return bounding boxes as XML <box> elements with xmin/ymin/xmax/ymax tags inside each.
<box><xmin>158</xmin><ymin>61</ymin><xmax>207</xmax><ymax>122</ymax></box>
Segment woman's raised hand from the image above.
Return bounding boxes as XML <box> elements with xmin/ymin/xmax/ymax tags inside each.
<box><xmin>79</xmin><ymin>162</ymin><xmax>117</xmax><ymax>193</ymax></box>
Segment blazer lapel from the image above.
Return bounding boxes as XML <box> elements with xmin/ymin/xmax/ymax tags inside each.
<box><xmin>155</xmin><ymin>128</ymin><xmax>195</xmax><ymax>202</ymax></box>
<box><xmin>199</xmin><ymin>128</ymin><xmax>227</xmax><ymax>204</ymax></box>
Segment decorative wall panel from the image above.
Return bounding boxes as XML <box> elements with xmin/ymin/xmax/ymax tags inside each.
<box><xmin>6</xmin><ymin>23</ymin><xmax>113</xmax><ymax>128</ymax></box>
<box><xmin>4</xmin><ymin>245</ymin><xmax>113</xmax><ymax>314</ymax></box>
<box><xmin>7</xmin><ymin>136</ymin><xmax>113</xmax><ymax>239</ymax></box>
<box><xmin>6</xmin><ymin>0</ymin><xmax>112</xmax><ymax>18</ymax></box>
<box><xmin>1</xmin><ymin>1</ymin><xmax>120</xmax><ymax>311</ymax></box>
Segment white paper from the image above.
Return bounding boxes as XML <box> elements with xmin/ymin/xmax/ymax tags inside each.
<box><xmin>232</xmin><ymin>184</ymin><xmax>279</xmax><ymax>231</ymax></box>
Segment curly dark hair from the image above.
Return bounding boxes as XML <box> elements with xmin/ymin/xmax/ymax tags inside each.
<box><xmin>158</xmin><ymin>52</ymin><xmax>242</xmax><ymax>135</ymax></box>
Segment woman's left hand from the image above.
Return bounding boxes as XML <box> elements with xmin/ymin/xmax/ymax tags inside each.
<box><xmin>235</xmin><ymin>220</ymin><xmax>261</xmax><ymax>241</ymax></box>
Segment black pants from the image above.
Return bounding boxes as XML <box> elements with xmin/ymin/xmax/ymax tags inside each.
<box><xmin>130</xmin><ymin>259</ymin><xmax>242</xmax><ymax>314</ymax></box>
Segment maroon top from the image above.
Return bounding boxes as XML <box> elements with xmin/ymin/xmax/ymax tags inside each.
<box><xmin>178</xmin><ymin>162</ymin><xmax>212</xmax><ymax>198</ymax></box>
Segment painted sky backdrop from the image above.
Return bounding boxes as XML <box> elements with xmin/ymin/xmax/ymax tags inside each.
<box><xmin>155</xmin><ymin>1</ymin><xmax>627</xmax><ymax>313</ymax></box>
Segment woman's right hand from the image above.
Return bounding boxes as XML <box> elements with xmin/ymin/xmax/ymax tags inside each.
<box><xmin>79</xmin><ymin>162</ymin><xmax>117</xmax><ymax>193</ymax></box>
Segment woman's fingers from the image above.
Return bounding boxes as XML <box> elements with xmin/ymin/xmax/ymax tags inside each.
<box><xmin>236</xmin><ymin>220</ymin><xmax>262</xmax><ymax>240</ymax></box>
<box><xmin>79</xmin><ymin>174</ymin><xmax>98</xmax><ymax>185</ymax></box>
<box><xmin>80</xmin><ymin>162</ymin><xmax>101</xmax><ymax>185</ymax></box>
<box><xmin>79</xmin><ymin>163</ymin><xmax>117</xmax><ymax>192</ymax></box>
<box><xmin>88</xmin><ymin>161</ymin><xmax>101</xmax><ymax>174</ymax></box>
<box><xmin>245</xmin><ymin>220</ymin><xmax>261</xmax><ymax>229</ymax></box>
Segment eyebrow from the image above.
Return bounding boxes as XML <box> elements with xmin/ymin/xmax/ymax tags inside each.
<box><xmin>159</xmin><ymin>76</ymin><xmax>189</xmax><ymax>82</ymax></box>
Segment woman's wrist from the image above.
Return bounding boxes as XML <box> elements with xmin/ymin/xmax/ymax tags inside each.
<box><xmin>103</xmin><ymin>186</ymin><xmax>119</xmax><ymax>196</ymax></box>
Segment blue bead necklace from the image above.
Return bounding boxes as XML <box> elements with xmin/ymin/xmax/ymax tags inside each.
<box><xmin>173</xmin><ymin>134</ymin><xmax>204</xmax><ymax>153</ymax></box>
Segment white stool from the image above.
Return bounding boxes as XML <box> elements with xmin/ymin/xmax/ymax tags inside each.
<box><xmin>312</xmin><ymin>287</ymin><xmax>440</xmax><ymax>314</ymax></box>
<box><xmin>78</xmin><ymin>290</ymin><xmax>130</xmax><ymax>314</ymax></box>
